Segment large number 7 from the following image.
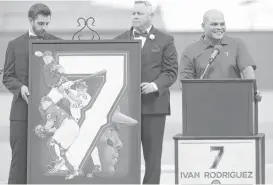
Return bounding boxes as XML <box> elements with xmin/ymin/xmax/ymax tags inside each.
<box><xmin>58</xmin><ymin>54</ymin><xmax>126</xmax><ymax>171</ymax></box>
<box><xmin>210</xmin><ymin>146</ymin><xmax>224</xmax><ymax>169</ymax></box>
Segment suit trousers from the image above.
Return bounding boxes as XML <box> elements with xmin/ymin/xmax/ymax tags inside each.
<box><xmin>8</xmin><ymin>121</ymin><xmax>27</xmax><ymax>184</ymax></box>
<box><xmin>141</xmin><ymin>114</ymin><xmax>166</xmax><ymax>184</ymax></box>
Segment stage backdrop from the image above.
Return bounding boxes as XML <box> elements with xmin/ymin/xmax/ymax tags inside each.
<box><xmin>27</xmin><ymin>40</ymin><xmax>141</xmax><ymax>184</ymax></box>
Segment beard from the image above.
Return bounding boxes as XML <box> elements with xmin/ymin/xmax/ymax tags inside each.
<box><xmin>32</xmin><ymin>26</ymin><xmax>46</xmax><ymax>37</ymax></box>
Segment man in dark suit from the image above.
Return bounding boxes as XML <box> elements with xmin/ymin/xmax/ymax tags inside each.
<box><xmin>115</xmin><ymin>1</ymin><xmax>178</xmax><ymax>184</ymax></box>
<box><xmin>2</xmin><ymin>3</ymin><xmax>61</xmax><ymax>184</ymax></box>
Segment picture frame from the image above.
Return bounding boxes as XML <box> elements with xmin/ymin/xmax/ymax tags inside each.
<box><xmin>27</xmin><ymin>40</ymin><xmax>141</xmax><ymax>184</ymax></box>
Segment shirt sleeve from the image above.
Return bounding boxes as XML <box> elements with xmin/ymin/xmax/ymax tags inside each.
<box><xmin>236</xmin><ymin>38</ymin><xmax>256</xmax><ymax>72</ymax></box>
<box><xmin>39</xmin><ymin>105</ymin><xmax>46</xmax><ymax>120</ymax></box>
<box><xmin>180</xmin><ymin>48</ymin><xmax>196</xmax><ymax>79</ymax></box>
<box><xmin>2</xmin><ymin>42</ymin><xmax>24</xmax><ymax>97</ymax></box>
<box><xmin>153</xmin><ymin>35</ymin><xmax>178</xmax><ymax>96</ymax></box>
<box><xmin>47</xmin><ymin>111</ymin><xmax>57</xmax><ymax>123</ymax></box>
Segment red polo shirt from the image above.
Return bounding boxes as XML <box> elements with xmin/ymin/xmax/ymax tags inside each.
<box><xmin>180</xmin><ymin>35</ymin><xmax>256</xmax><ymax>79</ymax></box>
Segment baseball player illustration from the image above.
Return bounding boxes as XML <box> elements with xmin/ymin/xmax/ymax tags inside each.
<box><xmin>66</xmin><ymin>105</ymin><xmax>138</xmax><ymax>180</ymax></box>
<box><xmin>34</xmin><ymin>96</ymin><xmax>81</xmax><ymax>179</ymax></box>
<box><xmin>60</xmin><ymin>81</ymin><xmax>92</xmax><ymax>123</ymax></box>
<box><xmin>34</xmin><ymin>51</ymin><xmax>66</xmax><ymax>88</ymax></box>
<box><xmin>34</xmin><ymin>51</ymin><xmax>72</xmax><ymax>104</ymax></box>
<box><xmin>35</xmin><ymin>50</ymin><xmax>107</xmax><ymax>106</ymax></box>
<box><xmin>59</xmin><ymin>81</ymin><xmax>103</xmax><ymax>177</ymax></box>
<box><xmin>35</xmin><ymin>96</ymin><xmax>139</xmax><ymax>180</ymax></box>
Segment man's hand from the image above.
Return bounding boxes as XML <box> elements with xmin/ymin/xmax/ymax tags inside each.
<box><xmin>57</xmin><ymin>66</ymin><xmax>65</xmax><ymax>74</ymax></box>
<box><xmin>57</xmin><ymin>85</ymin><xmax>65</xmax><ymax>94</ymax></box>
<box><xmin>255</xmin><ymin>90</ymin><xmax>262</xmax><ymax>102</ymax></box>
<box><xmin>21</xmin><ymin>85</ymin><xmax>30</xmax><ymax>104</ymax></box>
<box><xmin>34</xmin><ymin>124</ymin><xmax>47</xmax><ymax>138</ymax></box>
<box><xmin>140</xmin><ymin>82</ymin><xmax>157</xmax><ymax>94</ymax></box>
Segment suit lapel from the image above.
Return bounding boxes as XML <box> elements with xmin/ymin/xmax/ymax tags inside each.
<box><xmin>22</xmin><ymin>32</ymin><xmax>30</xmax><ymax>56</ymax></box>
<box><xmin>23</xmin><ymin>32</ymin><xmax>29</xmax><ymax>39</ymax></box>
<box><xmin>142</xmin><ymin>26</ymin><xmax>157</xmax><ymax>55</ymax></box>
<box><xmin>124</xmin><ymin>27</ymin><xmax>134</xmax><ymax>40</ymax></box>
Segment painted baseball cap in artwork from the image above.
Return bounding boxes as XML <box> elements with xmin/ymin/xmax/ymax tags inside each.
<box><xmin>76</xmin><ymin>81</ymin><xmax>88</xmax><ymax>89</ymax></box>
<box><xmin>41</xmin><ymin>96</ymin><xmax>52</xmax><ymax>103</ymax></box>
<box><xmin>43</xmin><ymin>51</ymin><xmax>53</xmax><ymax>57</ymax></box>
<box><xmin>111</xmin><ymin>106</ymin><xmax>138</xmax><ymax>126</ymax></box>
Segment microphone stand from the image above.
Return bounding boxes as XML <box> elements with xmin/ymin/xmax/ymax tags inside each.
<box><xmin>200</xmin><ymin>59</ymin><xmax>214</xmax><ymax>79</ymax></box>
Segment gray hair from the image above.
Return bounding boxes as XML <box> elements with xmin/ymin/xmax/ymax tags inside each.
<box><xmin>134</xmin><ymin>0</ymin><xmax>154</xmax><ymax>15</ymax></box>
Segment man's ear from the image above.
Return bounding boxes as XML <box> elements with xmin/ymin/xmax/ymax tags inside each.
<box><xmin>201</xmin><ymin>23</ymin><xmax>205</xmax><ymax>30</ymax></box>
<box><xmin>150</xmin><ymin>12</ymin><xmax>154</xmax><ymax>17</ymax></box>
<box><xmin>29</xmin><ymin>17</ymin><xmax>33</xmax><ymax>23</ymax></box>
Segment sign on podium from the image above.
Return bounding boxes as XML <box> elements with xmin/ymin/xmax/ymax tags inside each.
<box><xmin>174</xmin><ymin>134</ymin><xmax>265</xmax><ymax>184</ymax></box>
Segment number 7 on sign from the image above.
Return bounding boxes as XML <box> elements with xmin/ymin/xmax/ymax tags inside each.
<box><xmin>210</xmin><ymin>146</ymin><xmax>224</xmax><ymax>169</ymax></box>
<box><xmin>58</xmin><ymin>55</ymin><xmax>126</xmax><ymax>173</ymax></box>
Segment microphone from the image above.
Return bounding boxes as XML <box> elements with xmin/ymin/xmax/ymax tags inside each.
<box><xmin>200</xmin><ymin>45</ymin><xmax>221</xmax><ymax>79</ymax></box>
<box><xmin>209</xmin><ymin>45</ymin><xmax>221</xmax><ymax>64</ymax></box>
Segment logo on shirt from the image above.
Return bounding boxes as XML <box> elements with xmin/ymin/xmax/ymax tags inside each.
<box><xmin>225</xmin><ymin>52</ymin><xmax>229</xmax><ymax>56</ymax></box>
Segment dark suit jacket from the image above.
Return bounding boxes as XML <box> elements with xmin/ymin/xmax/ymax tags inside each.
<box><xmin>115</xmin><ymin>26</ymin><xmax>178</xmax><ymax>115</ymax></box>
<box><xmin>2</xmin><ymin>32</ymin><xmax>61</xmax><ymax>121</ymax></box>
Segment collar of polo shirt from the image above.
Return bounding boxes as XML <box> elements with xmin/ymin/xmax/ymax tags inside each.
<box><xmin>200</xmin><ymin>34</ymin><xmax>230</xmax><ymax>49</ymax></box>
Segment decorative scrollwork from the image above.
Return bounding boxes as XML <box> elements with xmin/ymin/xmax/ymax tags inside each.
<box><xmin>72</xmin><ymin>17</ymin><xmax>100</xmax><ymax>40</ymax></box>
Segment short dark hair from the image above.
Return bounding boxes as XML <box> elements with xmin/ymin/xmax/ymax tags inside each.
<box><xmin>28</xmin><ymin>3</ymin><xmax>51</xmax><ymax>19</ymax></box>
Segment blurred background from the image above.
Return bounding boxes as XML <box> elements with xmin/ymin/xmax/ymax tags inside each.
<box><xmin>0</xmin><ymin>0</ymin><xmax>273</xmax><ymax>184</ymax></box>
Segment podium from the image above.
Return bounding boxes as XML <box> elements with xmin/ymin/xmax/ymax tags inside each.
<box><xmin>174</xmin><ymin>79</ymin><xmax>265</xmax><ymax>185</ymax></box>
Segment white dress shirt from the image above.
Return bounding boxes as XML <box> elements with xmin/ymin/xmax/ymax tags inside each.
<box><xmin>29</xmin><ymin>30</ymin><xmax>37</xmax><ymax>37</ymax></box>
<box><xmin>133</xmin><ymin>25</ymin><xmax>152</xmax><ymax>48</ymax></box>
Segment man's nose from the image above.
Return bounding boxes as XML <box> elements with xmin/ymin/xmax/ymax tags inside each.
<box><xmin>115</xmin><ymin>139</ymin><xmax>123</xmax><ymax>150</ymax></box>
<box><xmin>215</xmin><ymin>24</ymin><xmax>223</xmax><ymax>29</ymax></box>
<box><xmin>41</xmin><ymin>24</ymin><xmax>48</xmax><ymax>29</ymax></box>
<box><xmin>133</xmin><ymin>14</ymin><xmax>139</xmax><ymax>19</ymax></box>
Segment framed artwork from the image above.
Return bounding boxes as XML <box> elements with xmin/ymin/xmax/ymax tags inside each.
<box><xmin>27</xmin><ymin>40</ymin><xmax>141</xmax><ymax>184</ymax></box>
